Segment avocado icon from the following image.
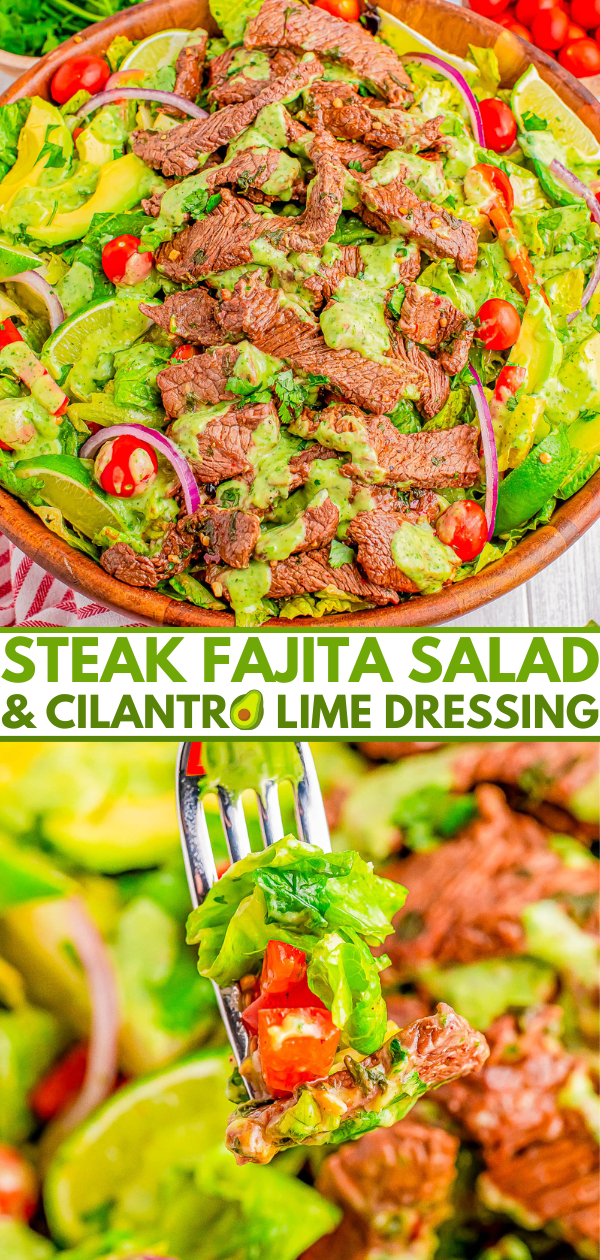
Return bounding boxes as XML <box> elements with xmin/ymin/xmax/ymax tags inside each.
<box><xmin>230</xmin><ymin>690</ymin><xmax>264</xmax><ymax>730</ymax></box>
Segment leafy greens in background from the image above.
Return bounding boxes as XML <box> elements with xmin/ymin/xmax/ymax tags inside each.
<box><xmin>0</xmin><ymin>99</ymin><xmax>30</xmax><ymax>180</ymax></box>
<box><xmin>186</xmin><ymin>835</ymin><xmax>406</xmax><ymax>1052</ymax></box>
<box><xmin>0</xmin><ymin>0</ymin><xmax>140</xmax><ymax>57</ymax></box>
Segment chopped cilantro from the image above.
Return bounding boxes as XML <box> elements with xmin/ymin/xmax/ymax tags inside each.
<box><xmin>521</xmin><ymin>110</ymin><xmax>548</xmax><ymax>132</ymax></box>
<box><xmin>181</xmin><ymin>189</ymin><xmax>222</xmax><ymax>220</ymax></box>
<box><xmin>347</xmin><ymin>159</ymin><xmax>363</xmax><ymax>172</ymax></box>
<box><xmin>387</xmin><ymin>283</ymin><xmax>405</xmax><ymax>322</ymax></box>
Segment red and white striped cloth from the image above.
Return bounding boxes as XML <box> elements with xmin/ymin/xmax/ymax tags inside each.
<box><xmin>0</xmin><ymin>534</ymin><xmax>136</xmax><ymax>627</ymax></box>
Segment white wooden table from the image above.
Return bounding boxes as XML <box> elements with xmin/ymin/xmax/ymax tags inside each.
<box><xmin>446</xmin><ymin>520</ymin><xmax>600</xmax><ymax>626</ymax></box>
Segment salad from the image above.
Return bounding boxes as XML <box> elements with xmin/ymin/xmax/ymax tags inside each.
<box><xmin>0</xmin><ymin>738</ymin><xmax>597</xmax><ymax>1260</ymax></box>
<box><xmin>0</xmin><ymin>3</ymin><xmax>599</xmax><ymax>625</ymax></box>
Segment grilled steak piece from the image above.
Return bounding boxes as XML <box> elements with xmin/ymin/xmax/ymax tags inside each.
<box><xmin>305</xmin><ymin>1117</ymin><xmax>459</xmax><ymax>1260</ymax></box>
<box><xmin>256</xmin><ymin>491</ymin><xmax>339</xmax><ymax>559</ymax></box>
<box><xmin>283</xmin><ymin>146</ymin><xmax>346</xmax><ymax>252</ymax></box>
<box><xmin>438</xmin><ymin>1007</ymin><xmax>599</xmax><ymax>1256</ymax></box>
<box><xmin>225</xmin><ymin>1003</ymin><xmax>488</xmax><ymax>1163</ymax></box>
<box><xmin>304</xmin><ymin>245</ymin><xmax>363</xmax><ymax>306</ymax></box>
<box><xmin>215</xmin><ymin>274</ymin><xmax>425</xmax><ymax>415</ymax></box>
<box><xmin>357</xmin><ymin>171</ymin><xmax>478</xmax><ymax>272</ymax></box>
<box><xmin>385</xmin><ymin>783</ymin><xmax>599</xmax><ymax>972</ymax></box>
<box><xmin>187</xmin><ymin>504</ymin><xmax>261</xmax><ymax>568</ymax></box>
<box><xmin>208</xmin><ymin>48</ymin><xmax>269</xmax><ymax>109</ymax></box>
<box><xmin>303</xmin><ymin>81</ymin><xmax>444</xmax><ymax>153</ymax></box>
<box><xmin>346</xmin><ymin>510</ymin><xmax>420</xmax><ymax>591</ymax></box>
<box><xmin>245</xmin><ymin>0</ymin><xmax>413</xmax><ymax>105</ymax></box>
<box><xmin>141</xmin><ymin>190</ymin><xmax>165</xmax><ymax>217</ymax></box>
<box><xmin>394</xmin><ymin>338</ymin><xmax>451</xmax><ymax>417</ymax></box>
<box><xmin>100</xmin><ymin>503</ymin><xmax>261</xmax><ymax>586</ymax></box>
<box><xmin>265</xmin><ymin>547</ymin><xmax>399</xmax><ymax>604</ymax></box>
<box><xmin>155</xmin><ymin>191</ymin><xmax>267</xmax><ymax>282</ymax></box>
<box><xmin>131</xmin><ymin>59</ymin><xmax>321</xmax><ymax>178</ymax></box>
<box><xmin>398</xmin><ymin>283</ymin><xmax>475</xmax><ymax>377</ymax></box>
<box><xmin>141</xmin><ymin>288</ymin><xmax>223</xmax><ymax>345</ymax></box>
<box><xmin>168</xmin><ymin>400</ymin><xmax>279</xmax><ymax>483</ymax></box>
<box><xmin>293</xmin><ymin>403</ymin><xmax>479</xmax><ymax>487</ymax></box>
<box><xmin>287</xmin><ymin>443</ymin><xmax>339</xmax><ymax>490</ymax></box>
<box><xmin>204</xmin><ymin>147</ymin><xmax>290</xmax><ymax>198</ymax></box>
<box><xmin>100</xmin><ymin>530</ymin><xmax>194</xmax><ymax>588</ymax></box>
<box><xmin>163</xmin><ymin>38</ymin><xmax>207</xmax><ymax>116</ymax></box>
<box><xmin>157</xmin><ymin>345</ymin><xmax>241</xmax><ymax>416</ymax></box>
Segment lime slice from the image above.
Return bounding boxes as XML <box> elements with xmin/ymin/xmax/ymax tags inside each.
<box><xmin>41</xmin><ymin>297</ymin><xmax>153</xmax><ymax>379</ymax></box>
<box><xmin>512</xmin><ymin>66</ymin><xmax>600</xmax><ymax>161</ymax></box>
<box><xmin>120</xmin><ymin>28</ymin><xmax>202</xmax><ymax>74</ymax></box>
<box><xmin>44</xmin><ymin>1051</ymin><xmax>232</xmax><ymax>1246</ymax></box>
<box><xmin>15</xmin><ymin>454</ymin><xmax>129</xmax><ymax>539</ymax></box>
<box><xmin>0</xmin><ymin>238</ymin><xmax>42</xmax><ymax>282</ymax></box>
<box><xmin>378</xmin><ymin>10</ymin><xmax>475</xmax><ymax>76</ymax></box>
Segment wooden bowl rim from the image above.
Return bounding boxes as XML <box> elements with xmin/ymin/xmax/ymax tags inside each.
<box><xmin>0</xmin><ymin>0</ymin><xmax>598</xmax><ymax>628</ymax></box>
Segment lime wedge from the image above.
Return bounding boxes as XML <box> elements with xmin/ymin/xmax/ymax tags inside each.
<box><xmin>120</xmin><ymin>28</ymin><xmax>203</xmax><ymax>74</ymax></box>
<box><xmin>15</xmin><ymin>454</ymin><xmax>129</xmax><ymax>540</ymax></box>
<box><xmin>511</xmin><ymin>66</ymin><xmax>600</xmax><ymax>161</ymax></box>
<box><xmin>0</xmin><ymin>238</ymin><xmax>42</xmax><ymax>282</ymax></box>
<box><xmin>44</xmin><ymin>1051</ymin><xmax>232</xmax><ymax>1246</ymax></box>
<box><xmin>41</xmin><ymin>297</ymin><xmax>153</xmax><ymax>379</ymax></box>
<box><xmin>378</xmin><ymin>10</ymin><xmax>475</xmax><ymax>76</ymax></box>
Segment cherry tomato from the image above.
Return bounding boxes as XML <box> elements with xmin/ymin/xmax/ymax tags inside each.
<box><xmin>471</xmin><ymin>162</ymin><xmax>515</xmax><ymax>212</ymax></box>
<box><xmin>102</xmin><ymin>234</ymin><xmax>153</xmax><ymax>286</ymax></box>
<box><xmin>51</xmin><ymin>55</ymin><xmax>110</xmax><ymax>105</ymax></box>
<box><xmin>477</xmin><ymin>298</ymin><xmax>522</xmax><ymax>350</ymax></box>
<box><xmin>468</xmin><ymin>0</ymin><xmax>511</xmax><ymax>14</ymax></box>
<box><xmin>30</xmin><ymin>1044</ymin><xmax>88</xmax><ymax>1122</ymax></box>
<box><xmin>564</xmin><ymin>21</ymin><xmax>587</xmax><ymax>39</ymax></box>
<box><xmin>515</xmin><ymin>0</ymin><xmax>562</xmax><ymax>23</ymax></box>
<box><xmin>531</xmin><ymin>6</ymin><xmax>569</xmax><ymax>48</ymax></box>
<box><xmin>242</xmin><ymin>940</ymin><xmax>326</xmax><ymax>1034</ymax></box>
<box><xmin>258</xmin><ymin>1007</ymin><xmax>340</xmax><ymax>1097</ymax></box>
<box><xmin>559</xmin><ymin>37</ymin><xmax>600</xmax><ymax>74</ymax></box>
<box><xmin>0</xmin><ymin>1146</ymin><xmax>37</xmax><ymax>1221</ymax></box>
<box><xmin>497</xmin><ymin>8</ymin><xmax>517</xmax><ymax>26</ymax></box>
<box><xmin>94</xmin><ymin>434</ymin><xmax>158</xmax><ymax>498</ymax></box>
<box><xmin>571</xmin><ymin>0</ymin><xmax>600</xmax><ymax>27</ymax></box>
<box><xmin>171</xmin><ymin>344</ymin><xmax>197</xmax><ymax>361</ymax></box>
<box><xmin>493</xmin><ymin>363</ymin><xmax>527</xmax><ymax>404</ymax></box>
<box><xmin>508</xmin><ymin>20</ymin><xmax>533</xmax><ymax>38</ymax></box>
<box><xmin>436</xmin><ymin>500</ymin><xmax>488</xmax><ymax>562</ymax></box>
<box><xmin>480</xmin><ymin>98</ymin><xmax>517</xmax><ymax>153</ymax></box>
<box><xmin>314</xmin><ymin>0</ymin><xmax>360</xmax><ymax>18</ymax></box>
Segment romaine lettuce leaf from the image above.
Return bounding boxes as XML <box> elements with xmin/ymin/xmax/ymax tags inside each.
<box><xmin>307</xmin><ymin>931</ymin><xmax>388</xmax><ymax>1053</ymax></box>
<box><xmin>209</xmin><ymin>0</ymin><xmax>263</xmax><ymax>45</ymax></box>
<box><xmin>0</xmin><ymin>98</ymin><xmax>31</xmax><ymax>181</ymax></box>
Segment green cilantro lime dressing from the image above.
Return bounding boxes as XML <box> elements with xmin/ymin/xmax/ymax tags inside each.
<box><xmin>169</xmin><ymin>402</ymin><xmax>233</xmax><ymax>461</ymax></box>
<box><xmin>390</xmin><ymin>521</ymin><xmax>458</xmax><ymax>593</ymax></box>
<box><xmin>216</xmin><ymin>560</ymin><xmax>272</xmax><ymax>612</ymax></box>
<box><xmin>0</xmin><ymin>396</ymin><xmax>61</xmax><ymax>458</ymax></box>
<box><xmin>320</xmin><ymin>276</ymin><xmax>390</xmax><ymax>360</ymax></box>
<box><xmin>234</xmin><ymin>341</ymin><xmax>282</xmax><ymax>387</ymax></box>
<box><xmin>227</xmin><ymin>47</ymin><xmax>271</xmax><ymax>82</ymax></box>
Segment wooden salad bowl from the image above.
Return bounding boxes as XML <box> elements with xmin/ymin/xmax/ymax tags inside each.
<box><xmin>0</xmin><ymin>0</ymin><xmax>599</xmax><ymax>628</ymax></box>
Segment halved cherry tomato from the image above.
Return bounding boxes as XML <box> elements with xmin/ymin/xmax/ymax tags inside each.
<box><xmin>531</xmin><ymin>6</ymin><xmax>569</xmax><ymax>48</ymax></box>
<box><xmin>477</xmin><ymin>298</ymin><xmax>521</xmax><ymax>350</ymax></box>
<box><xmin>258</xmin><ymin>1007</ymin><xmax>340</xmax><ymax>1097</ymax></box>
<box><xmin>94</xmin><ymin>434</ymin><xmax>158</xmax><ymax>498</ymax></box>
<box><xmin>171</xmin><ymin>344</ymin><xmax>197</xmax><ymax>361</ymax></box>
<box><xmin>480</xmin><ymin>99</ymin><xmax>517</xmax><ymax>153</ymax></box>
<box><xmin>493</xmin><ymin>363</ymin><xmax>527</xmax><ymax>405</ymax></box>
<box><xmin>30</xmin><ymin>1043</ymin><xmax>88</xmax><ymax>1122</ymax></box>
<box><xmin>471</xmin><ymin>162</ymin><xmax>515</xmax><ymax>213</ymax></box>
<box><xmin>102</xmin><ymin>235</ymin><xmax>153</xmax><ymax>286</ymax></box>
<box><xmin>436</xmin><ymin>500</ymin><xmax>488</xmax><ymax>562</ymax></box>
<box><xmin>314</xmin><ymin>0</ymin><xmax>360</xmax><ymax>17</ymax></box>
<box><xmin>72</xmin><ymin>127</ymin><xmax>84</xmax><ymax>142</ymax></box>
<box><xmin>0</xmin><ymin>1146</ymin><xmax>37</xmax><ymax>1221</ymax></box>
<box><xmin>571</xmin><ymin>0</ymin><xmax>600</xmax><ymax>26</ymax></box>
<box><xmin>558</xmin><ymin>37</ymin><xmax>600</xmax><ymax>75</ymax></box>
<box><xmin>51</xmin><ymin>55</ymin><xmax>110</xmax><ymax>105</ymax></box>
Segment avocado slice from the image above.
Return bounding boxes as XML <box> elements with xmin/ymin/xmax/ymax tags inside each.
<box><xmin>230</xmin><ymin>690</ymin><xmax>264</xmax><ymax>730</ymax></box>
<box><xmin>30</xmin><ymin>154</ymin><xmax>165</xmax><ymax>247</ymax></box>
<box><xmin>494</xmin><ymin>423</ymin><xmax>572</xmax><ymax>536</ymax></box>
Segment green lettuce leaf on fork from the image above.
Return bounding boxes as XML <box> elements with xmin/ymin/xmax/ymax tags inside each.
<box><xmin>186</xmin><ymin>835</ymin><xmax>406</xmax><ymax>1053</ymax></box>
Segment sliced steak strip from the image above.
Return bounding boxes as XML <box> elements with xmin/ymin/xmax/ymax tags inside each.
<box><xmin>244</xmin><ymin>0</ymin><xmax>413</xmax><ymax>105</ymax></box>
<box><xmin>168</xmin><ymin>400</ymin><xmax>279</xmax><ymax>484</ymax></box>
<box><xmin>157</xmin><ymin>344</ymin><xmax>241</xmax><ymax>416</ymax></box>
<box><xmin>398</xmin><ymin>283</ymin><xmax>475</xmax><ymax>377</ymax></box>
<box><xmin>164</xmin><ymin>38</ymin><xmax>207</xmax><ymax>116</ymax></box>
<box><xmin>304</xmin><ymin>244</ymin><xmax>363</xmax><ymax>306</ymax></box>
<box><xmin>155</xmin><ymin>190</ymin><xmax>267</xmax><ymax>282</ymax></box>
<box><xmin>189</xmin><ymin>504</ymin><xmax>261</xmax><ymax>568</ymax></box>
<box><xmin>303</xmin><ymin>81</ymin><xmax>443</xmax><ymax>153</ymax></box>
<box><xmin>346</xmin><ymin>509</ymin><xmax>419</xmax><ymax>591</ymax></box>
<box><xmin>394</xmin><ymin>339</ymin><xmax>451</xmax><ymax>418</ymax></box>
<box><xmin>225</xmin><ymin>1003</ymin><xmax>488</xmax><ymax>1163</ymax></box>
<box><xmin>131</xmin><ymin>58</ymin><xmax>321</xmax><ymax>178</ymax></box>
<box><xmin>283</xmin><ymin>146</ymin><xmax>346</xmax><ymax>252</ymax></box>
<box><xmin>208</xmin><ymin>48</ymin><xmax>269</xmax><ymax>109</ymax></box>
<box><xmin>203</xmin><ymin>147</ymin><xmax>288</xmax><ymax>197</ymax></box>
<box><xmin>100</xmin><ymin>502</ymin><xmax>261</xmax><ymax>588</ymax></box>
<box><xmin>287</xmin><ymin>442</ymin><xmax>339</xmax><ymax>490</ymax></box>
<box><xmin>215</xmin><ymin>274</ymin><xmax>423</xmax><ymax>415</ymax></box>
<box><xmin>141</xmin><ymin>288</ymin><xmax>223</xmax><ymax>345</ymax></box>
<box><xmin>100</xmin><ymin>530</ymin><xmax>194</xmax><ymax>588</ymax></box>
<box><xmin>357</xmin><ymin>171</ymin><xmax>478</xmax><ymax>272</ymax></box>
<box><xmin>265</xmin><ymin>546</ymin><xmax>399</xmax><ymax>604</ymax></box>
<box><xmin>256</xmin><ymin>491</ymin><xmax>339</xmax><ymax>559</ymax></box>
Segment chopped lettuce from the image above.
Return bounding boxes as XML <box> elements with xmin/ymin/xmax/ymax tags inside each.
<box><xmin>522</xmin><ymin>899</ymin><xmax>600</xmax><ymax>987</ymax></box>
<box><xmin>392</xmin><ymin>785</ymin><xmax>477</xmax><ymax>852</ymax></box>
<box><xmin>112</xmin><ymin>342</ymin><xmax>171</xmax><ymax>412</ymax></box>
<box><xmin>0</xmin><ymin>98</ymin><xmax>31</xmax><ymax>181</ymax></box>
<box><xmin>209</xmin><ymin>0</ymin><xmax>263</xmax><ymax>45</ymax></box>
<box><xmin>421</xmin><ymin>956</ymin><xmax>556</xmax><ymax>1030</ymax></box>
<box><xmin>307</xmin><ymin>932</ymin><xmax>388</xmax><ymax>1053</ymax></box>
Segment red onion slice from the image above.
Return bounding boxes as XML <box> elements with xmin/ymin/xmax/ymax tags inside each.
<box><xmin>49</xmin><ymin>896</ymin><xmax>119</xmax><ymax>1140</ymax></box>
<box><xmin>401</xmin><ymin>52</ymin><xmax>485</xmax><ymax>147</ymax></box>
<box><xmin>469</xmin><ymin>365</ymin><xmax>498</xmax><ymax>541</ymax></box>
<box><xmin>6</xmin><ymin>269</ymin><xmax>64</xmax><ymax>332</ymax></box>
<box><xmin>81</xmin><ymin>422</ymin><xmax>201</xmax><ymax>516</ymax></box>
<box><xmin>75</xmin><ymin>88</ymin><xmax>208</xmax><ymax>120</ymax></box>
<box><xmin>550</xmin><ymin>159</ymin><xmax>600</xmax><ymax>323</ymax></box>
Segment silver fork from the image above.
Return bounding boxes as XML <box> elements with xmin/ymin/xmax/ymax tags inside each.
<box><xmin>176</xmin><ymin>741</ymin><xmax>331</xmax><ymax>1096</ymax></box>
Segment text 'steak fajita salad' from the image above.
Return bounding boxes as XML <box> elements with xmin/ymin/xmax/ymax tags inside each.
<box><xmin>0</xmin><ymin>0</ymin><xmax>599</xmax><ymax>623</ymax></box>
<box><xmin>185</xmin><ymin>833</ymin><xmax>489</xmax><ymax>1164</ymax></box>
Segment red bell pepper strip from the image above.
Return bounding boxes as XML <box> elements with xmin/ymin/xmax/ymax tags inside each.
<box><xmin>258</xmin><ymin>1006</ymin><xmax>340</xmax><ymax>1097</ymax></box>
<box><xmin>0</xmin><ymin>343</ymin><xmax>69</xmax><ymax>416</ymax></box>
<box><xmin>30</xmin><ymin>1043</ymin><xmax>88</xmax><ymax>1121</ymax></box>
<box><xmin>0</xmin><ymin>318</ymin><xmax>24</xmax><ymax>351</ymax></box>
